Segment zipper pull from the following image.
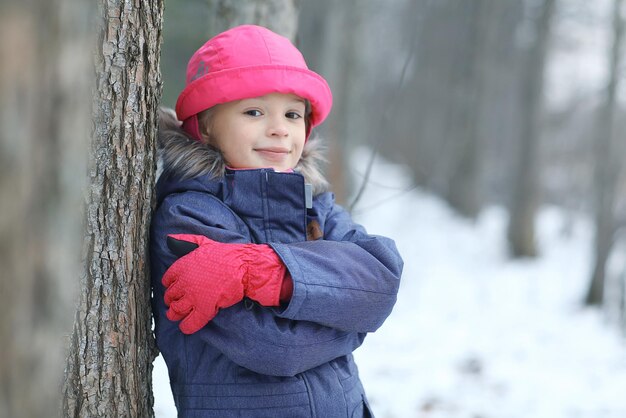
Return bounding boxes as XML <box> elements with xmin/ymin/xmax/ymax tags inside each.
<box><xmin>305</xmin><ymin>184</ymin><xmax>313</xmax><ymax>209</ymax></box>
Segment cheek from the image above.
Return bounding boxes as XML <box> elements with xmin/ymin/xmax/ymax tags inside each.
<box><xmin>224</xmin><ymin>140</ymin><xmax>259</xmax><ymax>168</ymax></box>
<box><xmin>224</xmin><ymin>147</ymin><xmax>248</xmax><ymax>164</ymax></box>
<box><xmin>295</xmin><ymin>138</ymin><xmax>306</xmax><ymax>154</ymax></box>
<box><xmin>292</xmin><ymin>145</ymin><xmax>305</xmax><ymax>164</ymax></box>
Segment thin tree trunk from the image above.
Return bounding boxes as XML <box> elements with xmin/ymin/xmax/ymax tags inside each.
<box><xmin>446</xmin><ymin>0</ymin><xmax>490</xmax><ymax>219</ymax></box>
<box><xmin>507</xmin><ymin>0</ymin><xmax>556</xmax><ymax>257</ymax></box>
<box><xmin>0</xmin><ymin>1</ymin><xmax>92</xmax><ymax>416</ymax></box>
<box><xmin>324</xmin><ymin>0</ymin><xmax>361</xmax><ymax>205</ymax></box>
<box><xmin>207</xmin><ymin>0</ymin><xmax>300</xmax><ymax>40</ymax></box>
<box><xmin>585</xmin><ymin>0</ymin><xmax>624</xmax><ymax>306</ymax></box>
<box><xmin>62</xmin><ymin>0</ymin><xmax>163</xmax><ymax>416</ymax></box>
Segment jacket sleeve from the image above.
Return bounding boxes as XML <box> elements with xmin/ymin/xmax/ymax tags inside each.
<box><xmin>270</xmin><ymin>203</ymin><xmax>403</xmax><ymax>333</ymax></box>
<box><xmin>151</xmin><ymin>193</ymin><xmax>366</xmax><ymax>377</ymax></box>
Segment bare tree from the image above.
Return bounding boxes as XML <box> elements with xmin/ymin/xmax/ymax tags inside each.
<box><xmin>0</xmin><ymin>1</ymin><xmax>92</xmax><ymax>416</ymax></box>
<box><xmin>160</xmin><ymin>0</ymin><xmax>211</xmax><ymax>107</ymax></box>
<box><xmin>375</xmin><ymin>1</ymin><xmax>523</xmax><ymax>217</ymax></box>
<box><xmin>444</xmin><ymin>0</ymin><xmax>491</xmax><ymax>219</ymax></box>
<box><xmin>507</xmin><ymin>0</ymin><xmax>556</xmax><ymax>257</ymax></box>
<box><xmin>299</xmin><ymin>0</ymin><xmax>363</xmax><ymax>205</ymax></box>
<box><xmin>62</xmin><ymin>0</ymin><xmax>163</xmax><ymax>416</ymax></box>
<box><xmin>585</xmin><ymin>0</ymin><xmax>624</xmax><ymax>306</ymax></box>
<box><xmin>207</xmin><ymin>0</ymin><xmax>300</xmax><ymax>39</ymax></box>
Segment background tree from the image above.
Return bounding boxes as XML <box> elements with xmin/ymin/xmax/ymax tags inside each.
<box><xmin>207</xmin><ymin>0</ymin><xmax>299</xmax><ymax>39</ymax></box>
<box><xmin>585</xmin><ymin>0</ymin><xmax>624</xmax><ymax>306</ymax></box>
<box><xmin>160</xmin><ymin>0</ymin><xmax>301</xmax><ymax>114</ymax></box>
<box><xmin>507</xmin><ymin>0</ymin><xmax>556</xmax><ymax>257</ymax></box>
<box><xmin>0</xmin><ymin>0</ymin><xmax>92</xmax><ymax>416</ymax></box>
<box><xmin>441</xmin><ymin>0</ymin><xmax>490</xmax><ymax>218</ymax></box>
<box><xmin>299</xmin><ymin>0</ymin><xmax>364</xmax><ymax>205</ymax></box>
<box><xmin>370</xmin><ymin>0</ymin><xmax>520</xmax><ymax>213</ymax></box>
<box><xmin>62</xmin><ymin>0</ymin><xmax>163</xmax><ymax>416</ymax></box>
<box><xmin>161</xmin><ymin>0</ymin><xmax>210</xmax><ymax>107</ymax></box>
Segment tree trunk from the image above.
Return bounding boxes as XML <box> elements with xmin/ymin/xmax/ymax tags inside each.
<box><xmin>445</xmin><ymin>0</ymin><xmax>490</xmax><ymax>219</ymax></box>
<box><xmin>319</xmin><ymin>0</ymin><xmax>361</xmax><ymax>206</ymax></box>
<box><xmin>507</xmin><ymin>0</ymin><xmax>556</xmax><ymax>258</ymax></box>
<box><xmin>62</xmin><ymin>0</ymin><xmax>163</xmax><ymax>416</ymax></box>
<box><xmin>585</xmin><ymin>0</ymin><xmax>624</xmax><ymax>306</ymax></box>
<box><xmin>207</xmin><ymin>0</ymin><xmax>300</xmax><ymax>40</ymax></box>
<box><xmin>0</xmin><ymin>1</ymin><xmax>92</xmax><ymax>416</ymax></box>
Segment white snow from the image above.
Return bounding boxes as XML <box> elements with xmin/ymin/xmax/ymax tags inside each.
<box><xmin>153</xmin><ymin>149</ymin><xmax>626</xmax><ymax>417</ymax></box>
<box><xmin>349</xmin><ymin>150</ymin><xmax>626</xmax><ymax>418</ymax></box>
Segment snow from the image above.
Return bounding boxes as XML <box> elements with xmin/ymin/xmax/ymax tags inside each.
<box><xmin>153</xmin><ymin>149</ymin><xmax>626</xmax><ymax>417</ymax></box>
<box><xmin>349</xmin><ymin>150</ymin><xmax>626</xmax><ymax>418</ymax></box>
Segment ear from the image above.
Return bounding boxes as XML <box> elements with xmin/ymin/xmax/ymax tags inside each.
<box><xmin>197</xmin><ymin>109</ymin><xmax>215</xmax><ymax>144</ymax></box>
<box><xmin>199</xmin><ymin>127</ymin><xmax>212</xmax><ymax>145</ymax></box>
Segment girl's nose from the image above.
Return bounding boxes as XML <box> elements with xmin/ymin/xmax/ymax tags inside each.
<box><xmin>266</xmin><ymin>116</ymin><xmax>289</xmax><ymax>138</ymax></box>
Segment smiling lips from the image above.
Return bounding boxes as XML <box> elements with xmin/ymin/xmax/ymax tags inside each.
<box><xmin>254</xmin><ymin>147</ymin><xmax>290</xmax><ymax>162</ymax></box>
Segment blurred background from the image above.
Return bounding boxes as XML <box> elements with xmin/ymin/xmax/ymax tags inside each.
<box><xmin>152</xmin><ymin>0</ymin><xmax>626</xmax><ymax>416</ymax></box>
<box><xmin>160</xmin><ymin>0</ymin><xmax>625</xmax><ymax>311</ymax></box>
<box><xmin>2</xmin><ymin>0</ymin><xmax>625</xmax><ymax>416</ymax></box>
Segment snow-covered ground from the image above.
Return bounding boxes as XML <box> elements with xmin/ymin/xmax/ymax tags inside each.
<box><xmin>349</xmin><ymin>151</ymin><xmax>626</xmax><ymax>418</ymax></box>
<box><xmin>153</xmin><ymin>151</ymin><xmax>626</xmax><ymax>418</ymax></box>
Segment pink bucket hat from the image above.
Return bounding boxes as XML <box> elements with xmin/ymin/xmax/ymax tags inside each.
<box><xmin>175</xmin><ymin>25</ymin><xmax>333</xmax><ymax>140</ymax></box>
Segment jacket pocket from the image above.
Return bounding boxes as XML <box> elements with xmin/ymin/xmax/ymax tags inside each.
<box><xmin>330</xmin><ymin>356</ymin><xmax>372</xmax><ymax>417</ymax></box>
<box><xmin>173</xmin><ymin>381</ymin><xmax>311</xmax><ymax>418</ymax></box>
<box><xmin>351</xmin><ymin>394</ymin><xmax>374</xmax><ymax>418</ymax></box>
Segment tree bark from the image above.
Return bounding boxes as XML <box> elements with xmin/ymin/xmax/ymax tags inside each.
<box><xmin>507</xmin><ymin>0</ymin><xmax>556</xmax><ymax>257</ymax></box>
<box><xmin>585</xmin><ymin>0</ymin><xmax>624</xmax><ymax>306</ymax></box>
<box><xmin>62</xmin><ymin>0</ymin><xmax>163</xmax><ymax>416</ymax></box>
<box><xmin>207</xmin><ymin>0</ymin><xmax>300</xmax><ymax>40</ymax></box>
<box><xmin>0</xmin><ymin>1</ymin><xmax>92</xmax><ymax>416</ymax></box>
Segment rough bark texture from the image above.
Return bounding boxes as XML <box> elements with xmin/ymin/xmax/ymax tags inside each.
<box><xmin>0</xmin><ymin>1</ymin><xmax>92</xmax><ymax>417</ymax></box>
<box><xmin>585</xmin><ymin>0</ymin><xmax>624</xmax><ymax>306</ymax></box>
<box><xmin>507</xmin><ymin>0</ymin><xmax>555</xmax><ymax>258</ymax></box>
<box><xmin>207</xmin><ymin>0</ymin><xmax>300</xmax><ymax>40</ymax></box>
<box><xmin>62</xmin><ymin>0</ymin><xmax>163</xmax><ymax>416</ymax></box>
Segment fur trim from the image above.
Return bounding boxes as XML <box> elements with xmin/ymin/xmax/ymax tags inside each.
<box><xmin>157</xmin><ymin>107</ymin><xmax>329</xmax><ymax>195</ymax></box>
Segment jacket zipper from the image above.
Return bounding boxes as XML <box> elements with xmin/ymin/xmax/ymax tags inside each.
<box><xmin>262</xmin><ymin>171</ymin><xmax>272</xmax><ymax>242</ymax></box>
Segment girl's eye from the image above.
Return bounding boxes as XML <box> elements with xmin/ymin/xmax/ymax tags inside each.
<box><xmin>244</xmin><ymin>109</ymin><xmax>262</xmax><ymax>117</ymax></box>
<box><xmin>286</xmin><ymin>111</ymin><xmax>302</xmax><ymax>120</ymax></box>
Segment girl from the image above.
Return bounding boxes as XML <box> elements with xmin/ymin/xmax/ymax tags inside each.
<box><xmin>151</xmin><ymin>25</ymin><xmax>403</xmax><ymax>418</ymax></box>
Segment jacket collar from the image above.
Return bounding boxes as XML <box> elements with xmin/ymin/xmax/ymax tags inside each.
<box><xmin>224</xmin><ymin>168</ymin><xmax>309</xmax><ymax>243</ymax></box>
<box><xmin>156</xmin><ymin>167</ymin><xmax>312</xmax><ymax>244</ymax></box>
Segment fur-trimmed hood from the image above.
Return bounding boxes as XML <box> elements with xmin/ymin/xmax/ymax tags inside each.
<box><xmin>157</xmin><ymin>107</ymin><xmax>329</xmax><ymax>195</ymax></box>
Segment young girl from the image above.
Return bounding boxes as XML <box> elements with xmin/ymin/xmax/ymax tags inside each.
<box><xmin>151</xmin><ymin>25</ymin><xmax>403</xmax><ymax>418</ymax></box>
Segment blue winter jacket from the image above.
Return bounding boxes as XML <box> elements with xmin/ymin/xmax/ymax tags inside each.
<box><xmin>150</xmin><ymin>111</ymin><xmax>403</xmax><ymax>418</ymax></box>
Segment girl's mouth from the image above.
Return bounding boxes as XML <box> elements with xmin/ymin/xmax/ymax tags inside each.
<box><xmin>254</xmin><ymin>147</ymin><xmax>290</xmax><ymax>161</ymax></box>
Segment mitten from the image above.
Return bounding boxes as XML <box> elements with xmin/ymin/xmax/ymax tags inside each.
<box><xmin>162</xmin><ymin>234</ymin><xmax>289</xmax><ymax>334</ymax></box>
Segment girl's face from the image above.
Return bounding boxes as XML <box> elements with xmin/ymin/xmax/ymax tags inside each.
<box><xmin>209</xmin><ymin>93</ymin><xmax>307</xmax><ymax>172</ymax></box>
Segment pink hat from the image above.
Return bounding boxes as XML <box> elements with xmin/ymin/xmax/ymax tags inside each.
<box><xmin>175</xmin><ymin>25</ymin><xmax>333</xmax><ymax>140</ymax></box>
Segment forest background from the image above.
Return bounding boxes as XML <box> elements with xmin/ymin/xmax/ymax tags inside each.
<box><xmin>163</xmin><ymin>0</ymin><xmax>626</xmax><ymax>310</ymax></box>
<box><xmin>1</xmin><ymin>0</ymin><xmax>625</xmax><ymax>417</ymax></box>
